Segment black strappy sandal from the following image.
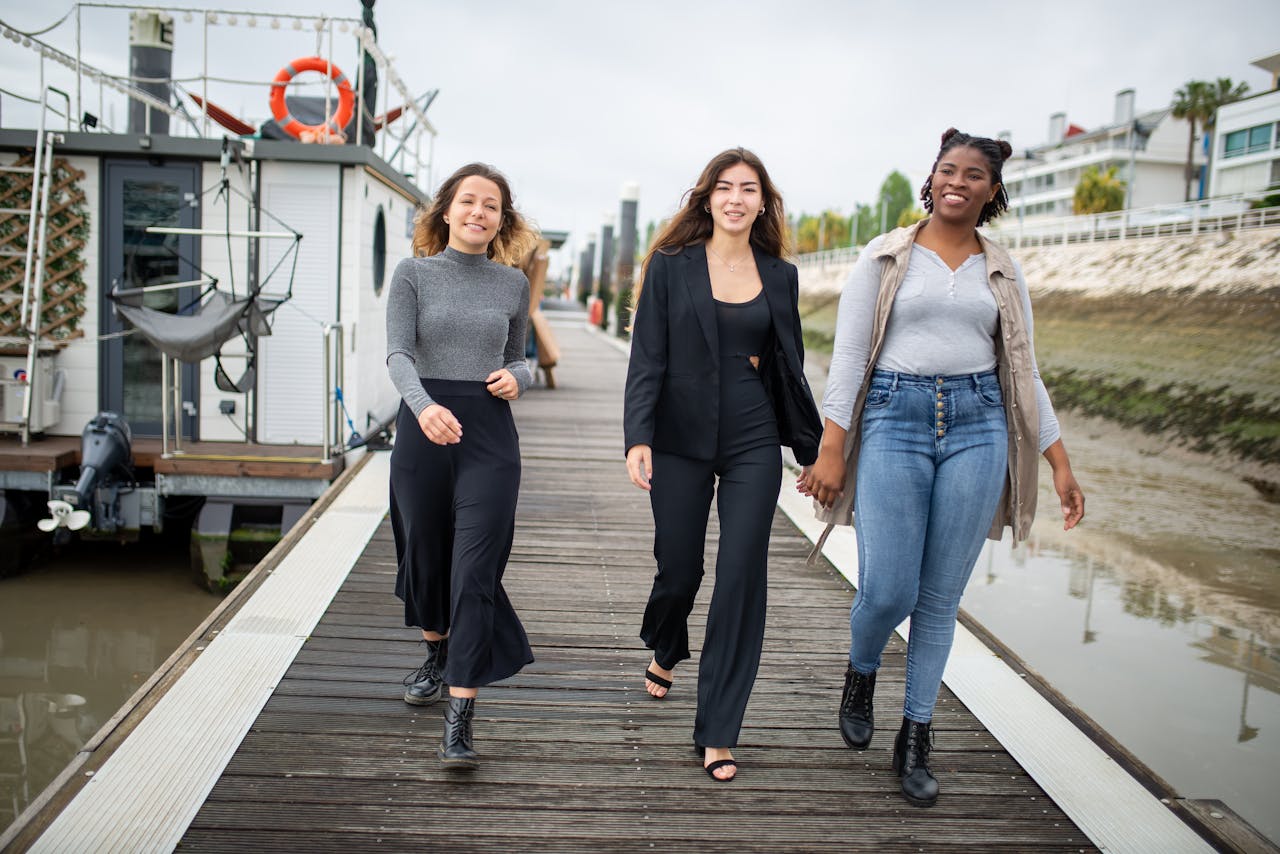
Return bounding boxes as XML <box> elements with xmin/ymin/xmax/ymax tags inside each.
<box><xmin>696</xmin><ymin>744</ymin><xmax>737</xmax><ymax>782</ymax></box>
<box><xmin>704</xmin><ymin>759</ymin><xmax>738</xmax><ymax>782</ymax></box>
<box><xmin>644</xmin><ymin>668</ymin><xmax>672</xmax><ymax>697</ymax></box>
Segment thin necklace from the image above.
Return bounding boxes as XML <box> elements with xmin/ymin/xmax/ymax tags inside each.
<box><xmin>706</xmin><ymin>243</ymin><xmax>749</xmax><ymax>273</ymax></box>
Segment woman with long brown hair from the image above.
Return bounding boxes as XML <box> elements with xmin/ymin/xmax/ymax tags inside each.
<box><xmin>386</xmin><ymin>162</ymin><xmax>537</xmax><ymax>770</ymax></box>
<box><xmin>623</xmin><ymin>147</ymin><xmax>820</xmax><ymax>781</ymax></box>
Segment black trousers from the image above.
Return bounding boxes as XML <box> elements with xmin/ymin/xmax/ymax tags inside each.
<box><xmin>641</xmin><ymin>443</ymin><xmax>782</xmax><ymax>748</ymax></box>
<box><xmin>390</xmin><ymin>380</ymin><xmax>533</xmax><ymax>689</ymax></box>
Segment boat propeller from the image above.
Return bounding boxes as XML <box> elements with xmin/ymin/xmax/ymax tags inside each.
<box><xmin>37</xmin><ymin>499</ymin><xmax>92</xmax><ymax>532</ymax></box>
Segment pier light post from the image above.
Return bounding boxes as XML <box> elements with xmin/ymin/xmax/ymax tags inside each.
<box><xmin>598</xmin><ymin>214</ymin><xmax>615</xmax><ymax>332</ymax></box>
<box><xmin>615</xmin><ymin>182</ymin><xmax>639</xmax><ymax>337</ymax></box>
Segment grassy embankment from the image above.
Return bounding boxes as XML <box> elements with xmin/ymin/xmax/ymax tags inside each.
<box><xmin>798</xmin><ymin>287</ymin><xmax>1280</xmax><ymax>472</ymax></box>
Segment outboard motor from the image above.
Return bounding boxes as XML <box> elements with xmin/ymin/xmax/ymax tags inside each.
<box><xmin>39</xmin><ymin>412</ymin><xmax>132</xmax><ymax>536</ymax></box>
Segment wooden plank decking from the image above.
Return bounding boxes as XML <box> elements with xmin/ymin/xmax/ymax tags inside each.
<box><xmin>178</xmin><ymin>322</ymin><xmax>1097</xmax><ymax>852</ymax></box>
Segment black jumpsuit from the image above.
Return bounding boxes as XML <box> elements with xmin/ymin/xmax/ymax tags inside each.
<box><xmin>641</xmin><ymin>290</ymin><xmax>782</xmax><ymax>748</ymax></box>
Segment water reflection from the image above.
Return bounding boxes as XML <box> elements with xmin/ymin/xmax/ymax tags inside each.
<box><xmin>0</xmin><ymin>541</ymin><xmax>219</xmax><ymax>832</ymax></box>
<box><xmin>963</xmin><ymin>532</ymin><xmax>1280</xmax><ymax>843</ymax></box>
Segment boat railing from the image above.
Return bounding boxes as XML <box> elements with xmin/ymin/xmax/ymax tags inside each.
<box><xmin>322</xmin><ymin>322</ymin><xmax>344</xmax><ymax>461</ymax></box>
<box><xmin>0</xmin><ymin>5</ymin><xmax>437</xmax><ymax>189</ymax></box>
<box><xmin>158</xmin><ymin>320</ymin><xmax>347</xmax><ymax>463</ymax></box>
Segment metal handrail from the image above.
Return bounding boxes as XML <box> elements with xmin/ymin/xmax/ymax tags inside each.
<box><xmin>989</xmin><ymin>192</ymin><xmax>1280</xmax><ymax>249</ymax></box>
<box><xmin>322</xmin><ymin>322</ymin><xmax>343</xmax><ymax>461</ymax></box>
<box><xmin>793</xmin><ymin>193</ymin><xmax>1280</xmax><ymax>268</ymax></box>
<box><xmin>794</xmin><ymin>244</ymin><xmax>862</xmax><ymax>270</ymax></box>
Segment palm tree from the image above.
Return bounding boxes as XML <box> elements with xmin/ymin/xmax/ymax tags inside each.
<box><xmin>1201</xmin><ymin>78</ymin><xmax>1251</xmax><ymax>195</ymax></box>
<box><xmin>1172</xmin><ymin>78</ymin><xmax>1250</xmax><ymax>201</ymax></box>
<box><xmin>1172</xmin><ymin>80</ymin><xmax>1209</xmax><ymax>202</ymax></box>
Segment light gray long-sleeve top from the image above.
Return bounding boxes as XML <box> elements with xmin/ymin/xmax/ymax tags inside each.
<box><xmin>385</xmin><ymin>247</ymin><xmax>532</xmax><ymax>417</ymax></box>
<box><xmin>822</xmin><ymin>239</ymin><xmax>1061</xmax><ymax>453</ymax></box>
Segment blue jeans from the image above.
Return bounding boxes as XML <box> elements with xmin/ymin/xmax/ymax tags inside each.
<box><xmin>849</xmin><ymin>370</ymin><xmax>1009</xmax><ymax>722</ymax></box>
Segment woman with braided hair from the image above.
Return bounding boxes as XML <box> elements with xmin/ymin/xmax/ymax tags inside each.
<box><xmin>801</xmin><ymin>128</ymin><xmax>1085</xmax><ymax>805</ymax></box>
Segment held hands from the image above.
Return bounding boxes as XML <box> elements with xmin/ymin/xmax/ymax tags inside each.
<box><xmin>626</xmin><ymin>444</ymin><xmax>653</xmax><ymax>492</ymax></box>
<box><xmin>486</xmin><ymin>369</ymin><xmax>519</xmax><ymax>401</ymax></box>
<box><xmin>797</xmin><ymin>448</ymin><xmax>845</xmax><ymax>509</ymax></box>
<box><xmin>417</xmin><ymin>403</ymin><xmax>462</xmax><ymax>445</ymax></box>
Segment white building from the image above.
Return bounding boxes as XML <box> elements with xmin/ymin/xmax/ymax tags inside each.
<box><xmin>1209</xmin><ymin>52</ymin><xmax>1280</xmax><ymax>198</ymax></box>
<box><xmin>1004</xmin><ymin>90</ymin><xmax>1196</xmax><ymax>221</ymax></box>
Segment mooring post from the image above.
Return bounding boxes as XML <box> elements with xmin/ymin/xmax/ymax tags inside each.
<box><xmin>615</xmin><ymin>182</ymin><xmax>639</xmax><ymax>337</ymax></box>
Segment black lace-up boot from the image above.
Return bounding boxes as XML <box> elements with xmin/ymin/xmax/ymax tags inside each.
<box><xmin>892</xmin><ymin>717</ymin><xmax>938</xmax><ymax>807</ymax></box>
<box><xmin>838</xmin><ymin>665</ymin><xmax>876</xmax><ymax>749</ymax></box>
<box><xmin>438</xmin><ymin>696</ymin><xmax>478</xmax><ymax>769</ymax></box>
<box><xmin>402</xmin><ymin>638</ymin><xmax>447</xmax><ymax>706</ymax></box>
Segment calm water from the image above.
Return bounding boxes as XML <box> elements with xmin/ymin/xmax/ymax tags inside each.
<box><xmin>959</xmin><ymin>409</ymin><xmax>1280</xmax><ymax>844</ymax></box>
<box><xmin>0</xmin><ymin>538</ymin><xmax>220</xmax><ymax>834</ymax></box>
<box><xmin>963</xmin><ymin>534</ymin><xmax>1280</xmax><ymax>842</ymax></box>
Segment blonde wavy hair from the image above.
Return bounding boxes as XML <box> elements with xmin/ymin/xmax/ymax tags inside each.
<box><xmin>412</xmin><ymin>163</ymin><xmax>537</xmax><ymax>266</ymax></box>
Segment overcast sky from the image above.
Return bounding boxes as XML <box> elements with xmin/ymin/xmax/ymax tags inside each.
<box><xmin>1</xmin><ymin>0</ymin><xmax>1277</xmax><ymax>267</ymax></box>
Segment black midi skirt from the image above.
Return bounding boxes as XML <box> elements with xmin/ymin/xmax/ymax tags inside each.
<box><xmin>389</xmin><ymin>379</ymin><xmax>533</xmax><ymax>688</ymax></box>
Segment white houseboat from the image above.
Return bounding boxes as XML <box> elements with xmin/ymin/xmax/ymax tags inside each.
<box><xmin>0</xmin><ymin>3</ymin><xmax>430</xmax><ymax>585</ymax></box>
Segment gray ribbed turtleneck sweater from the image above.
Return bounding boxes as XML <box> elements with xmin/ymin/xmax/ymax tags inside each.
<box><xmin>385</xmin><ymin>247</ymin><xmax>532</xmax><ymax>416</ymax></box>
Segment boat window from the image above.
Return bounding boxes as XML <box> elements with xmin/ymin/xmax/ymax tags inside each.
<box><xmin>373</xmin><ymin>205</ymin><xmax>387</xmax><ymax>296</ymax></box>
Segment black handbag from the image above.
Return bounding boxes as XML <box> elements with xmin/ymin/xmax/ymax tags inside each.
<box><xmin>758</xmin><ymin>334</ymin><xmax>823</xmax><ymax>465</ymax></box>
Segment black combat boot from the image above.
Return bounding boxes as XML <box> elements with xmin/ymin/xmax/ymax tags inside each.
<box><xmin>402</xmin><ymin>638</ymin><xmax>447</xmax><ymax>706</ymax></box>
<box><xmin>438</xmin><ymin>696</ymin><xmax>478</xmax><ymax>769</ymax></box>
<box><xmin>838</xmin><ymin>665</ymin><xmax>876</xmax><ymax>749</ymax></box>
<box><xmin>892</xmin><ymin>717</ymin><xmax>938</xmax><ymax>807</ymax></box>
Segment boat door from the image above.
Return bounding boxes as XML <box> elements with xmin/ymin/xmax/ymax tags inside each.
<box><xmin>100</xmin><ymin>160</ymin><xmax>201</xmax><ymax>439</ymax></box>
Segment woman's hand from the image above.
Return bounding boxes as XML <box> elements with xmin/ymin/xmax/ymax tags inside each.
<box><xmin>417</xmin><ymin>403</ymin><xmax>462</xmax><ymax>445</ymax></box>
<box><xmin>1043</xmin><ymin>439</ymin><xmax>1085</xmax><ymax>530</ymax></box>
<box><xmin>1053</xmin><ymin>467</ymin><xmax>1085</xmax><ymax>530</ymax></box>
<box><xmin>805</xmin><ymin>447</ymin><xmax>846</xmax><ymax>509</ymax></box>
<box><xmin>626</xmin><ymin>444</ymin><xmax>653</xmax><ymax>491</ymax></box>
<box><xmin>802</xmin><ymin>420</ymin><xmax>848</xmax><ymax>508</ymax></box>
<box><xmin>486</xmin><ymin>369</ymin><xmax>519</xmax><ymax>401</ymax></box>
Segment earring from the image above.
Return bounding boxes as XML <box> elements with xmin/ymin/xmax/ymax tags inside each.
<box><xmin>703</xmin><ymin>204</ymin><xmax>711</xmax><ymax>213</ymax></box>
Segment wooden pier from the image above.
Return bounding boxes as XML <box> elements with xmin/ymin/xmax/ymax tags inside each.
<box><xmin>3</xmin><ymin>320</ymin><xmax>1217</xmax><ymax>852</ymax></box>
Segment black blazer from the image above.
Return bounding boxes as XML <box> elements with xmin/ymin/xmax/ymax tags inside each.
<box><xmin>623</xmin><ymin>242</ymin><xmax>816</xmax><ymax>462</ymax></box>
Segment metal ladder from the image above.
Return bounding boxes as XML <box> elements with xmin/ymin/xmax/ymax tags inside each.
<box><xmin>0</xmin><ymin>86</ymin><xmax>67</xmax><ymax>445</ymax></box>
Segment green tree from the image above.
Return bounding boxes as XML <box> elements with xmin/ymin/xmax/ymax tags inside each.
<box><xmin>876</xmin><ymin>171</ymin><xmax>914</xmax><ymax>236</ymax></box>
<box><xmin>795</xmin><ymin>210</ymin><xmax>852</xmax><ymax>254</ymax></box>
<box><xmin>897</xmin><ymin>207</ymin><xmax>926</xmax><ymax>228</ymax></box>
<box><xmin>854</xmin><ymin>204</ymin><xmax>880</xmax><ymax>244</ymax></box>
<box><xmin>1172</xmin><ymin>77</ymin><xmax>1249</xmax><ymax>202</ymax></box>
<box><xmin>1073</xmin><ymin>165</ymin><xmax>1126</xmax><ymax>214</ymax></box>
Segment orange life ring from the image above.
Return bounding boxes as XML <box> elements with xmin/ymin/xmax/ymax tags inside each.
<box><xmin>269</xmin><ymin>56</ymin><xmax>355</xmax><ymax>140</ymax></box>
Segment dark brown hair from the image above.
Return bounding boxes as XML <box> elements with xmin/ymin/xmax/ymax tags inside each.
<box><xmin>919</xmin><ymin>128</ymin><xmax>1013</xmax><ymax>226</ymax></box>
<box><xmin>633</xmin><ymin>148</ymin><xmax>790</xmax><ymax>308</ymax></box>
<box><xmin>412</xmin><ymin>162</ymin><xmax>537</xmax><ymax>265</ymax></box>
